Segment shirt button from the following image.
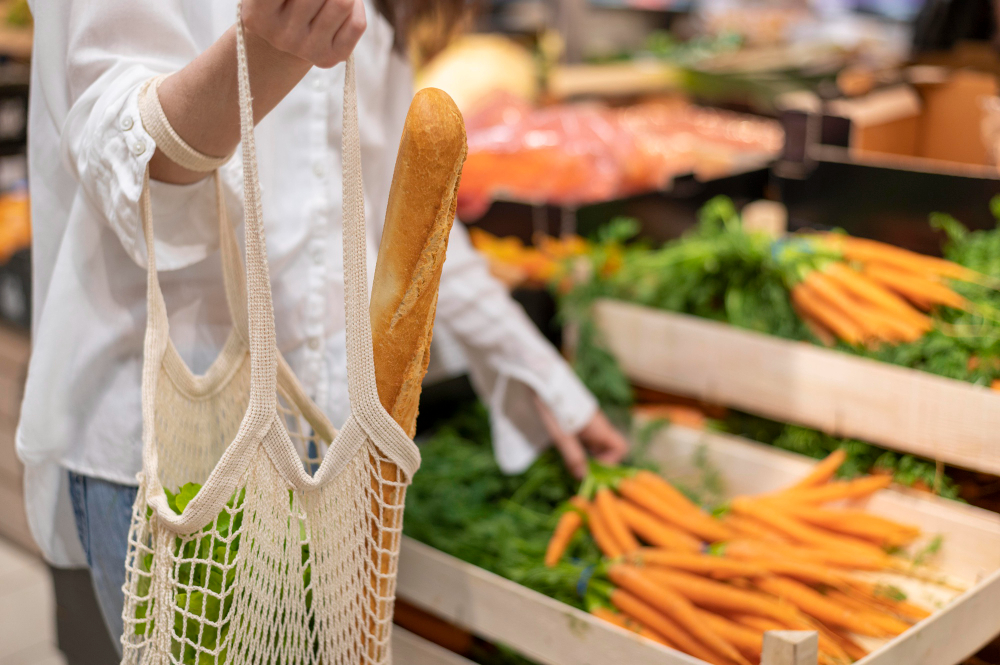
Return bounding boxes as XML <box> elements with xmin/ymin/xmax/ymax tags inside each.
<box><xmin>308</xmin><ymin>337</ymin><xmax>321</xmax><ymax>350</ymax></box>
<box><xmin>120</xmin><ymin>116</ymin><xmax>134</xmax><ymax>131</ymax></box>
<box><xmin>313</xmin><ymin>162</ymin><xmax>325</xmax><ymax>178</ymax></box>
<box><xmin>313</xmin><ymin>78</ymin><xmax>325</xmax><ymax>91</ymax></box>
<box><xmin>132</xmin><ymin>141</ymin><xmax>147</xmax><ymax>156</ymax></box>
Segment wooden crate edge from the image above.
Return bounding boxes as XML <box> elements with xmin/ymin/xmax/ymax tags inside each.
<box><xmin>594</xmin><ymin>298</ymin><xmax>1000</xmax><ymax>475</ymax></box>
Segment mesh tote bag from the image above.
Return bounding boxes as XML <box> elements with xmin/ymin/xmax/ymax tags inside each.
<box><xmin>119</xmin><ymin>12</ymin><xmax>420</xmax><ymax>665</ymax></box>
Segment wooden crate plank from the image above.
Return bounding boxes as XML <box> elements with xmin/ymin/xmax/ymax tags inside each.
<box><xmin>762</xmin><ymin>632</ymin><xmax>818</xmax><ymax>665</ymax></box>
<box><xmin>397</xmin><ymin>538</ymin><xmax>703</xmax><ymax>665</ymax></box>
<box><xmin>392</xmin><ymin>627</ymin><xmax>476</xmax><ymax>665</ymax></box>
<box><xmin>594</xmin><ymin>299</ymin><xmax>1000</xmax><ymax>475</ymax></box>
<box><xmin>860</xmin><ymin>569</ymin><xmax>1000</xmax><ymax>665</ymax></box>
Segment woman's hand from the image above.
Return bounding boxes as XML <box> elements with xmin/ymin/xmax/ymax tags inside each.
<box><xmin>152</xmin><ymin>0</ymin><xmax>367</xmax><ymax>184</ymax></box>
<box><xmin>242</xmin><ymin>0</ymin><xmax>367</xmax><ymax>68</ymax></box>
<box><xmin>534</xmin><ymin>396</ymin><xmax>629</xmax><ymax>479</ymax></box>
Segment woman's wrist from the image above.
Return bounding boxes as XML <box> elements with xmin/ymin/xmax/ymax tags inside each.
<box><xmin>150</xmin><ymin>26</ymin><xmax>311</xmax><ymax>184</ymax></box>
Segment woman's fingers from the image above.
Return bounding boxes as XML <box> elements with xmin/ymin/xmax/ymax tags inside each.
<box><xmin>534</xmin><ymin>395</ymin><xmax>588</xmax><ymax>479</ymax></box>
<box><xmin>279</xmin><ymin>0</ymin><xmax>329</xmax><ymax>48</ymax></box>
<box><xmin>325</xmin><ymin>0</ymin><xmax>367</xmax><ymax>67</ymax></box>
<box><xmin>243</xmin><ymin>0</ymin><xmax>365</xmax><ymax>68</ymax></box>
<box><xmin>551</xmin><ymin>431</ymin><xmax>589</xmax><ymax>480</ymax></box>
<box><xmin>579</xmin><ymin>411</ymin><xmax>629</xmax><ymax>465</ymax></box>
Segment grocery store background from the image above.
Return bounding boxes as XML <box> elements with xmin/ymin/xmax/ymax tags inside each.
<box><xmin>1</xmin><ymin>0</ymin><xmax>1000</xmax><ymax>663</ymax></box>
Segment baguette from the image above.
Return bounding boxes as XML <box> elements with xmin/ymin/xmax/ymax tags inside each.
<box><xmin>370</xmin><ymin>87</ymin><xmax>467</xmax><ymax>435</ymax></box>
<box><xmin>366</xmin><ymin>86</ymin><xmax>466</xmax><ymax>656</ymax></box>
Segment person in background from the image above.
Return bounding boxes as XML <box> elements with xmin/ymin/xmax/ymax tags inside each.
<box><xmin>20</xmin><ymin>0</ymin><xmax>628</xmax><ymax>650</ymax></box>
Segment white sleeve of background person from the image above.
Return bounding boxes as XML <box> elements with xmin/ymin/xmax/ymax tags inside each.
<box><xmin>435</xmin><ymin>223</ymin><xmax>598</xmax><ymax>474</ymax></box>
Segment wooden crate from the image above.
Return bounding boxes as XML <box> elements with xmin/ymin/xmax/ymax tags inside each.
<box><xmin>592</xmin><ymin>299</ymin><xmax>1000</xmax><ymax>475</ymax></box>
<box><xmin>396</xmin><ymin>425</ymin><xmax>1000</xmax><ymax>665</ymax></box>
<box><xmin>393</xmin><ymin>626</ymin><xmax>476</xmax><ymax>665</ymax></box>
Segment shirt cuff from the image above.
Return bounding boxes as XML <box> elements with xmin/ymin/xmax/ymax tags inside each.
<box><xmin>476</xmin><ymin>359</ymin><xmax>598</xmax><ymax>475</ymax></box>
<box><xmin>91</xmin><ymin>80</ymin><xmax>236</xmax><ymax>271</ymax></box>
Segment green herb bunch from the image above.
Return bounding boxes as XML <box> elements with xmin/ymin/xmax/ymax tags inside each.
<box><xmin>403</xmin><ymin>404</ymin><xmax>595</xmax><ymax>609</ymax></box>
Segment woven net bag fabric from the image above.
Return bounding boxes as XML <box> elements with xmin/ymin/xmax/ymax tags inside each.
<box><xmin>119</xmin><ymin>10</ymin><xmax>420</xmax><ymax>665</ymax></box>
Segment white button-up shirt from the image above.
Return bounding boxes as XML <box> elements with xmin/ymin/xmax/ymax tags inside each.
<box><xmin>18</xmin><ymin>0</ymin><xmax>597</xmax><ymax>566</ymax></box>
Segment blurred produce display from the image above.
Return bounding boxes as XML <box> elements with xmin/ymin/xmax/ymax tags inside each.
<box><xmin>406</xmin><ymin>406</ymin><xmax>958</xmax><ymax>665</ymax></box>
<box><xmin>415</xmin><ymin>34</ymin><xmax>539</xmax><ymax>114</ymax></box>
<box><xmin>470</xmin><ymin>228</ymin><xmax>590</xmax><ymax>289</ymax></box>
<box><xmin>0</xmin><ymin>189</ymin><xmax>29</xmax><ymax>263</ymax></box>
<box><xmin>458</xmin><ymin>97</ymin><xmax>782</xmax><ymax>220</ymax></box>
<box><xmin>5</xmin><ymin>0</ymin><xmax>29</xmax><ymax>27</ymax></box>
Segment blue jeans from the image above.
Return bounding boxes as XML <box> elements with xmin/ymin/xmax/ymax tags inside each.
<box><xmin>67</xmin><ymin>471</ymin><xmax>137</xmax><ymax>655</ymax></box>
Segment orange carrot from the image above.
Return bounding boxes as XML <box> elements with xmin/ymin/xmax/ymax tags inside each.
<box><xmin>825</xmin><ymin>625</ymin><xmax>870</xmax><ymax>661</ymax></box>
<box><xmin>730</xmin><ymin>498</ymin><xmax>890</xmax><ymax>558</ymax></box>
<box><xmin>755</xmin><ymin>576</ymin><xmax>889</xmax><ymax>637</ymax></box>
<box><xmin>721</xmin><ymin>539</ymin><xmax>891</xmax><ymax>571</ymax></box>
<box><xmin>590</xmin><ymin>607</ymin><xmax>674</xmax><ymax>648</ymax></box>
<box><xmin>846</xmin><ymin>579</ymin><xmax>931</xmax><ymax>621</ymax></box>
<box><xmin>826</xmin><ymin>234</ymin><xmax>985</xmax><ymax>284</ymax></box>
<box><xmin>609</xmin><ymin>565</ymin><xmax>752</xmax><ymax>665</ymax></box>
<box><xmin>723</xmin><ymin>515</ymin><xmax>792</xmax><ymax>544</ymax></box>
<box><xmin>779</xmin><ymin>504</ymin><xmax>920</xmax><ymax>548</ymax></box>
<box><xmin>773</xmin><ymin>474</ymin><xmax>893</xmax><ymax>504</ymax></box>
<box><xmin>824</xmin><ymin>589</ymin><xmax>912</xmax><ymax>636</ymax></box>
<box><xmin>596</xmin><ymin>487</ymin><xmax>640</xmax><ymax>554</ymax></box>
<box><xmin>794</xmin><ymin>303</ymin><xmax>837</xmax><ymax>347</ymax></box>
<box><xmin>610</xmin><ymin>589</ymin><xmax>727</xmax><ymax>665</ymax></box>
<box><xmin>643</xmin><ymin>567</ymin><xmax>800</xmax><ymax>624</ymax></box>
<box><xmin>618</xmin><ymin>501</ymin><xmax>703</xmax><ymax>552</ymax></box>
<box><xmin>742</xmin><ymin>558</ymin><xmax>848</xmax><ymax>588</ymax></box>
<box><xmin>629</xmin><ymin>550</ymin><xmax>769</xmax><ymax>580</ymax></box>
<box><xmin>544</xmin><ymin>499</ymin><xmax>586</xmax><ymax>567</ymax></box>
<box><xmin>585</xmin><ymin>499</ymin><xmax>623</xmax><ymax>559</ymax></box>
<box><xmin>823</xmin><ymin>262</ymin><xmax>932</xmax><ymax>329</ymax></box>
<box><xmin>618</xmin><ymin>478</ymin><xmax>733</xmax><ymax>543</ymax></box>
<box><xmin>701</xmin><ymin>612</ymin><xmax>763</xmax><ymax>662</ymax></box>
<box><xmin>857</xmin><ymin>302</ymin><xmax>925</xmax><ymax>343</ymax></box>
<box><xmin>804</xmin><ymin>270</ymin><xmax>893</xmax><ymax>340</ymax></box>
<box><xmin>787</xmin><ymin>449</ymin><xmax>847</xmax><ymax>491</ymax></box>
<box><xmin>791</xmin><ymin>282</ymin><xmax>865</xmax><ymax>345</ymax></box>
<box><xmin>863</xmin><ymin>263</ymin><xmax>968</xmax><ymax>311</ymax></box>
<box><xmin>634</xmin><ymin>470</ymin><xmax>701</xmax><ymax>513</ymax></box>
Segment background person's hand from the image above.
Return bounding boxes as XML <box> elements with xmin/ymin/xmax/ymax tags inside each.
<box><xmin>242</xmin><ymin>0</ymin><xmax>367</xmax><ymax>68</ymax></box>
<box><xmin>534</xmin><ymin>396</ymin><xmax>630</xmax><ymax>479</ymax></box>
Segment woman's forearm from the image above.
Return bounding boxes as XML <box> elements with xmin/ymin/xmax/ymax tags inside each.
<box><xmin>148</xmin><ymin>0</ymin><xmax>367</xmax><ymax>184</ymax></box>
<box><xmin>149</xmin><ymin>27</ymin><xmax>311</xmax><ymax>184</ymax></box>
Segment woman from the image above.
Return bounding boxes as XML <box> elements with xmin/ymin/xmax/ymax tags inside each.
<box><xmin>19</xmin><ymin>0</ymin><xmax>627</xmax><ymax>648</ymax></box>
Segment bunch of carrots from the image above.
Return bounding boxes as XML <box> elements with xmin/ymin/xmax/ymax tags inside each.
<box><xmin>545</xmin><ymin>450</ymin><xmax>935</xmax><ymax>665</ymax></box>
<box><xmin>790</xmin><ymin>234</ymin><xmax>995</xmax><ymax>347</ymax></box>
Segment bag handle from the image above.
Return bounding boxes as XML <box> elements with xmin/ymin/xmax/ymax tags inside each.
<box><xmin>233</xmin><ymin>10</ymin><xmax>279</xmax><ymax>418</ymax></box>
<box><xmin>232</xmin><ymin>5</ymin><xmax>418</xmax><ymax>476</ymax></box>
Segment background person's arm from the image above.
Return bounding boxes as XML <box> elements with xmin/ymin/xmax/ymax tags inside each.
<box><xmin>151</xmin><ymin>0</ymin><xmax>367</xmax><ymax>184</ymax></box>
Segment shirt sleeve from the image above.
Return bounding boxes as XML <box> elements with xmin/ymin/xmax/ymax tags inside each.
<box><xmin>59</xmin><ymin>2</ymin><xmax>230</xmax><ymax>270</ymax></box>
<box><xmin>435</xmin><ymin>222</ymin><xmax>598</xmax><ymax>474</ymax></box>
